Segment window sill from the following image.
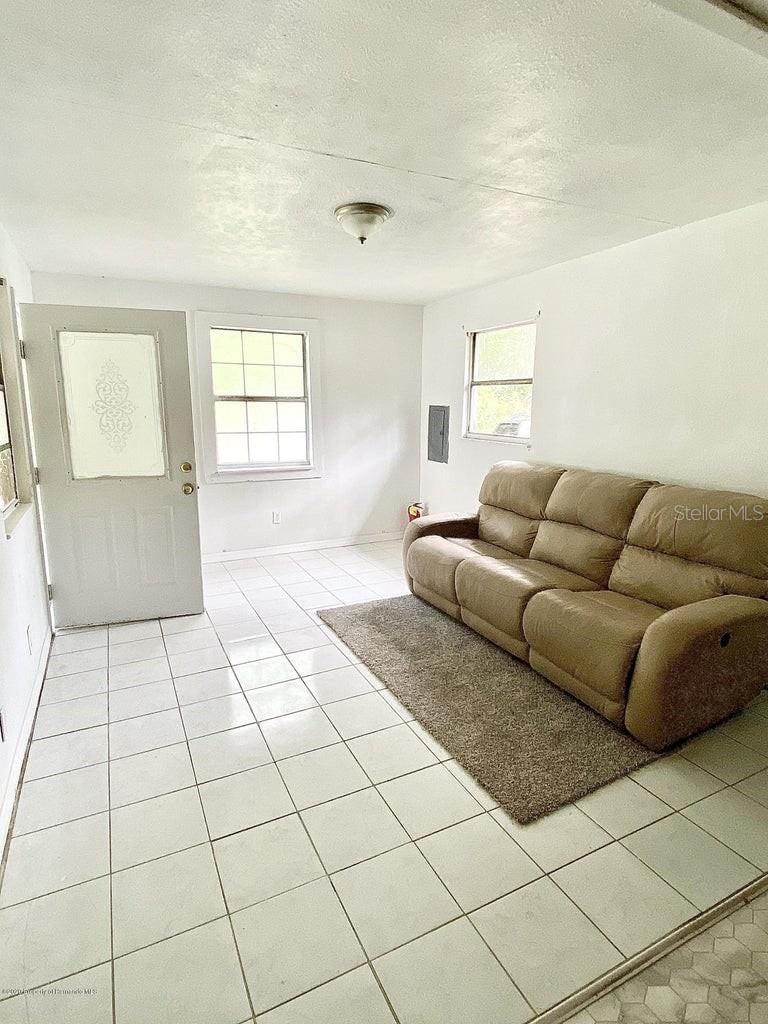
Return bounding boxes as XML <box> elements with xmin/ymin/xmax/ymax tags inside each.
<box><xmin>462</xmin><ymin>432</ymin><xmax>532</xmax><ymax>447</ymax></box>
<box><xmin>207</xmin><ymin>465</ymin><xmax>322</xmax><ymax>484</ymax></box>
<box><xmin>4</xmin><ymin>501</ymin><xmax>33</xmax><ymax>539</ymax></box>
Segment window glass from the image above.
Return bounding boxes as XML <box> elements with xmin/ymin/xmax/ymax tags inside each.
<box><xmin>467</xmin><ymin>323</ymin><xmax>536</xmax><ymax>440</ymax></box>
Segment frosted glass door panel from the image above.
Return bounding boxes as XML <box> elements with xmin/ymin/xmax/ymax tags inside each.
<box><xmin>59</xmin><ymin>331</ymin><xmax>167</xmax><ymax>479</ymax></box>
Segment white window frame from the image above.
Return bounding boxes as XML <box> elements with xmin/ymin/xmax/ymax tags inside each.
<box><xmin>462</xmin><ymin>318</ymin><xmax>537</xmax><ymax>445</ymax></box>
<box><xmin>193</xmin><ymin>310</ymin><xmax>323</xmax><ymax>484</ymax></box>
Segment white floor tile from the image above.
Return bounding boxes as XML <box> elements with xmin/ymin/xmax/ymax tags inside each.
<box><xmin>418</xmin><ymin>813</ymin><xmax>542</xmax><ymax>911</ymax></box>
<box><xmin>0</xmin><ymin>962</ymin><xmax>113</xmax><ymax>1024</ymax></box>
<box><xmin>257</xmin><ymin>965</ymin><xmax>395</xmax><ymax>1024</ymax></box>
<box><xmin>274</xmin><ymin>626</ymin><xmax>329</xmax><ymax>654</ymax></box>
<box><xmin>246</xmin><ymin>678</ymin><xmax>317</xmax><ymax>720</ymax></box>
<box><xmin>108</xmin><ymin>656</ymin><xmax>170</xmax><ymax>690</ymax></box>
<box><xmin>235</xmin><ymin>655</ymin><xmax>297</xmax><ymax>689</ymax></box>
<box><xmin>683</xmin><ymin>788</ymin><xmax>768</xmax><ymax>869</ymax></box>
<box><xmin>224</xmin><ymin>635</ymin><xmax>282</xmax><ymax>665</ymax></box>
<box><xmin>735</xmin><ymin>767</ymin><xmax>768</xmax><ymax>807</ymax></box>
<box><xmin>279</xmin><ymin>743</ymin><xmax>370</xmax><ymax>809</ymax></box>
<box><xmin>375</xmin><ymin>917</ymin><xmax>531</xmax><ymax>1024</ymax></box>
<box><xmin>553</xmin><ymin>843</ymin><xmax>696</xmax><ymax>956</ymax></box>
<box><xmin>347</xmin><ymin>723</ymin><xmax>437</xmax><ymax>783</ymax></box>
<box><xmin>717</xmin><ymin>710</ymin><xmax>768</xmax><ymax>756</ymax></box>
<box><xmin>52</xmin><ymin>627</ymin><xmax>108</xmax><ymax>655</ymax></box>
<box><xmin>378</xmin><ymin>764</ymin><xmax>483</xmax><ymax>839</ymax></box>
<box><xmin>444</xmin><ymin>759</ymin><xmax>498</xmax><ymax>810</ymax></box>
<box><xmin>174</xmin><ymin>666</ymin><xmax>241</xmax><ymax>706</ymax></box>
<box><xmin>109</xmin><ymin>743</ymin><xmax>196</xmax><ymax>807</ymax></box>
<box><xmin>491</xmin><ymin>804</ymin><xmax>612</xmax><ymax>872</ymax></box>
<box><xmin>1</xmin><ymin>812</ymin><xmax>110</xmax><ymax>907</ymax></box>
<box><xmin>471</xmin><ymin>877</ymin><xmax>622</xmax><ymax>1012</ymax></box>
<box><xmin>214</xmin><ymin>619</ymin><xmax>269</xmax><ymax>643</ymax></box>
<box><xmin>169</xmin><ymin>645</ymin><xmax>228</xmax><ymax>678</ymax></box>
<box><xmin>630</xmin><ymin>754</ymin><xmax>726</xmax><ymax>809</ymax></box>
<box><xmin>188</xmin><ymin>723</ymin><xmax>272</xmax><ymax>783</ymax></box>
<box><xmin>576</xmin><ymin>777</ymin><xmax>671</xmax><ymax>838</ymax></box>
<box><xmin>46</xmin><ymin>647</ymin><xmax>108</xmax><ymax>678</ymax></box>
<box><xmin>0</xmin><ymin>877</ymin><xmax>111</xmax><ymax>994</ymax></box>
<box><xmin>13</xmin><ymin>763</ymin><xmax>109</xmax><ymax>835</ymax></box>
<box><xmin>214</xmin><ymin>814</ymin><xmax>323</xmax><ymax>912</ymax></box>
<box><xmin>333</xmin><ymin>843</ymin><xmax>460</xmax><ymax>958</ymax></box>
<box><xmin>41</xmin><ymin>668</ymin><xmax>107</xmax><ymax>705</ymax></box>
<box><xmin>260</xmin><ymin>707</ymin><xmax>340</xmax><ymax>760</ymax></box>
<box><xmin>109</xmin><ymin>637</ymin><xmax>166</xmax><ymax>667</ymax></box>
<box><xmin>287</xmin><ymin>645</ymin><xmax>350</xmax><ymax>677</ymax></box>
<box><xmin>163</xmin><ymin>626</ymin><xmax>221</xmax><ymax>656</ymax></box>
<box><xmin>114</xmin><ymin>918</ymin><xmax>250</xmax><ymax>1024</ymax></box>
<box><xmin>232</xmin><ymin>877</ymin><xmax>364</xmax><ymax>1014</ymax></box>
<box><xmin>303</xmin><ymin>665</ymin><xmax>373</xmax><ymax>704</ymax></box>
<box><xmin>111</xmin><ymin>788</ymin><xmax>208</xmax><ymax>871</ymax></box>
<box><xmin>622</xmin><ymin>814</ymin><xmax>759</xmax><ymax>910</ymax></box>
<box><xmin>323</xmin><ymin>692</ymin><xmax>402</xmax><ymax>739</ymax></box>
<box><xmin>181</xmin><ymin>693</ymin><xmax>255</xmax><ymax>739</ymax></box>
<box><xmin>681</xmin><ymin>731</ymin><xmax>768</xmax><ymax>783</ymax></box>
<box><xmin>109</xmin><ymin>708</ymin><xmax>185</xmax><ymax>759</ymax></box>
<box><xmin>199</xmin><ymin>763</ymin><xmax>293</xmax><ymax>839</ymax></box>
<box><xmin>33</xmin><ymin>693</ymin><xmax>108</xmax><ymax>739</ymax></box>
<box><xmin>25</xmin><ymin>726</ymin><xmax>108</xmax><ymax>781</ymax></box>
<box><xmin>408</xmin><ymin>720</ymin><xmax>451</xmax><ymax>760</ymax></box>
<box><xmin>112</xmin><ymin>844</ymin><xmax>226</xmax><ymax>955</ymax></box>
<box><xmin>108</xmin><ymin>679</ymin><xmax>177</xmax><ymax>722</ymax></box>
<box><xmin>302</xmin><ymin>788</ymin><xmax>408</xmax><ymax>872</ymax></box>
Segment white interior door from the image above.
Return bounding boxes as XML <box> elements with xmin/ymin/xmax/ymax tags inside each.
<box><xmin>20</xmin><ymin>304</ymin><xmax>203</xmax><ymax>627</ymax></box>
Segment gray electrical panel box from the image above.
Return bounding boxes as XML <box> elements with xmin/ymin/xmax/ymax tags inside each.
<box><xmin>427</xmin><ymin>405</ymin><xmax>450</xmax><ymax>463</ymax></box>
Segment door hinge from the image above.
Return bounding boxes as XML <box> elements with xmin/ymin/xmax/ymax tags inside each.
<box><xmin>47</xmin><ymin>583</ymin><xmax>53</xmax><ymax>600</ymax></box>
<box><xmin>19</xmin><ymin>339</ymin><xmax>26</xmax><ymax>359</ymax></box>
<box><xmin>33</xmin><ymin>467</ymin><xmax>40</xmax><ymax>485</ymax></box>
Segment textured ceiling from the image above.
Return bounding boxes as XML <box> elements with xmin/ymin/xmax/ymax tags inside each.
<box><xmin>1</xmin><ymin>0</ymin><xmax>767</xmax><ymax>303</ymax></box>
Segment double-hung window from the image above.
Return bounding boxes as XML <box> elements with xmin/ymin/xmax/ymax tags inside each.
<box><xmin>465</xmin><ymin>321</ymin><xmax>536</xmax><ymax>441</ymax></box>
<box><xmin>195</xmin><ymin>312</ymin><xmax>322</xmax><ymax>482</ymax></box>
<box><xmin>0</xmin><ymin>355</ymin><xmax>18</xmax><ymax>513</ymax></box>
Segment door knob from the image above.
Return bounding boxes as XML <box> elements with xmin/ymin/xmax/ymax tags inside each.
<box><xmin>182</xmin><ymin>483</ymin><xmax>195</xmax><ymax>495</ymax></box>
<box><xmin>181</xmin><ymin>462</ymin><xmax>192</xmax><ymax>473</ymax></box>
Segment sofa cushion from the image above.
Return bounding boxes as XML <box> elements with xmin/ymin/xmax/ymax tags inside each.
<box><xmin>544</xmin><ymin>469</ymin><xmax>654</xmax><ymax>540</ymax></box>
<box><xmin>627</xmin><ymin>483</ymin><xmax>768</xmax><ymax>580</ymax></box>
<box><xmin>609</xmin><ymin>545</ymin><xmax>768</xmax><ymax>609</ymax></box>
<box><xmin>478</xmin><ymin>461</ymin><xmax>565</xmax><ymax>519</ymax></box>
<box><xmin>477</xmin><ymin>505</ymin><xmax>540</xmax><ymax>556</ymax></box>
<box><xmin>523</xmin><ymin>589</ymin><xmax>664</xmax><ymax>707</ymax></box>
<box><xmin>529</xmin><ymin>521</ymin><xmax>624</xmax><ymax>586</ymax></box>
<box><xmin>455</xmin><ymin>556</ymin><xmax>598</xmax><ymax>642</ymax></box>
<box><xmin>406</xmin><ymin>536</ymin><xmax>514</xmax><ymax>604</ymax></box>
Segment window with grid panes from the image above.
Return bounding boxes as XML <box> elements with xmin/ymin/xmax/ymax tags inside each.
<box><xmin>210</xmin><ymin>328</ymin><xmax>310</xmax><ymax>469</ymax></box>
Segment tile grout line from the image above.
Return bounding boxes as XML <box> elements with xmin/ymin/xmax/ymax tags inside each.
<box><xmin>106</xmin><ymin>624</ymin><xmax>117</xmax><ymax>1024</ymax></box>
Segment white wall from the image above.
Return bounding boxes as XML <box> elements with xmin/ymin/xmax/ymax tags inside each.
<box><xmin>421</xmin><ymin>201</ymin><xmax>768</xmax><ymax>514</ymax></box>
<box><xmin>0</xmin><ymin>222</ymin><xmax>50</xmax><ymax>845</ymax></box>
<box><xmin>32</xmin><ymin>274</ymin><xmax>423</xmax><ymax>555</ymax></box>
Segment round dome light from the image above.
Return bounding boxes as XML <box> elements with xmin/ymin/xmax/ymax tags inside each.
<box><xmin>334</xmin><ymin>202</ymin><xmax>393</xmax><ymax>245</ymax></box>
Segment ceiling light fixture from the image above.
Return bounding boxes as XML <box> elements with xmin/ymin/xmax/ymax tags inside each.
<box><xmin>334</xmin><ymin>202</ymin><xmax>393</xmax><ymax>245</ymax></box>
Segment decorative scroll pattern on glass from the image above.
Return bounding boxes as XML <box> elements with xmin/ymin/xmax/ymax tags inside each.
<box><xmin>58</xmin><ymin>332</ymin><xmax>167</xmax><ymax>479</ymax></box>
<box><xmin>91</xmin><ymin>360</ymin><xmax>137</xmax><ymax>453</ymax></box>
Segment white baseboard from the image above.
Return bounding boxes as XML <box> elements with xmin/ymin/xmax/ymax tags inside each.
<box><xmin>202</xmin><ymin>530</ymin><xmax>404</xmax><ymax>564</ymax></box>
<box><xmin>0</xmin><ymin>631</ymin><xmax>52</xmax><ymax>860</ymax></box>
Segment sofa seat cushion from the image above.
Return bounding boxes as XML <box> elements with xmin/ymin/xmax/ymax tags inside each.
<box><xmin>406</xmin><ymin>536</ymin><xmax>515</xmax><ymax>604</ymax></box>
<box><xmin>455</xmin><ymin>556</ymin><xmax>599</xmax><ymax>642</ymax></box>
<box><xmin>523</xmin><ymin>589</ymin><xmax>664</xmax><ymax>707</ymax></box>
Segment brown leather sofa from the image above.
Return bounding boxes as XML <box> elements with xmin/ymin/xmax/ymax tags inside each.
<box><xmin>403</xmin><ymin>461</ymin><xmax>768</xmax><ymax>750</ymax></box>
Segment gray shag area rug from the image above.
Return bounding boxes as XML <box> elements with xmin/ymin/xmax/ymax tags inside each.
<box><xmin>318</xmin><ymin>595</ymin><xmax>660</xmax><ymax>823</ymax></box>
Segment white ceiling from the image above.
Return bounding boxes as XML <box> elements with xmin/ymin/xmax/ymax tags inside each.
<box><xmin>1</xmin><ymin>0</ymin><xmax>767</xmax><ymax>303</ymax></box>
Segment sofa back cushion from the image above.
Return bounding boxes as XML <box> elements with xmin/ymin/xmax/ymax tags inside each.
<box><xmin>477</xmin><ymin>462</ymin><xmax>564</xmax><ymax>556</ymax></box>
<box><xmin>529</xmin><ymin>469</ymin><xmax>654</xmax><ymax>586</ymax></box>
<box><xmin>609</xmin><ymin>484</ymin><xmax>768</xmax><ymax>608</ymax></box>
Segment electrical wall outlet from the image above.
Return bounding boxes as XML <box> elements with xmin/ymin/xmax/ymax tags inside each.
<box><xmin>272</xmin><ymin>511</ymin><xmax>281</xmax><ymax>525</ymax></box>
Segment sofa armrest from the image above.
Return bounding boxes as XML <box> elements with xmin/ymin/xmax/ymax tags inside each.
<box><xmin>625</xmin><ymin>595</ymin><xmax>768</xmax><ymax>750</ymax></box>
<box><xmin>402</xmin><ymin>513</ymin><xmax>479</xmax><ymax>587</ymax></box>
